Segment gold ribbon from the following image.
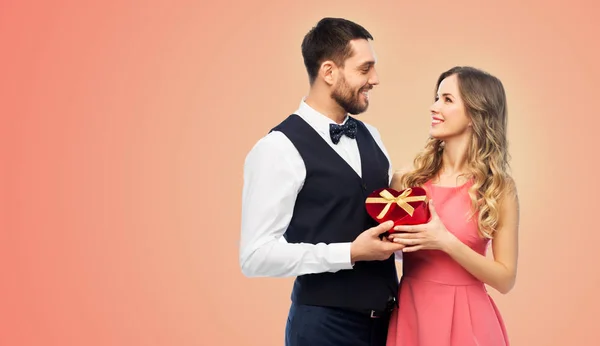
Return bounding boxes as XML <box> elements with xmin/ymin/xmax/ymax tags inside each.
<box><xmin>366</xmin><ymin>188</ymin><xmax>427</xmax><ymax>219</ymax></box>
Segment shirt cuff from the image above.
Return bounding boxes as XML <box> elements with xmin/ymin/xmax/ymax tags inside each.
<box><xmin>394</xmin><ymin>250</ymin><xmax>403</xmax><ymax>262</ymax></box>
<box><xmin>327</xmin><ymin>242</ymin><xmax>354</xmax><ymax>271</ymax></box>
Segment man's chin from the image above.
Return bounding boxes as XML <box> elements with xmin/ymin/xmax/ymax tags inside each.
<box><xmin>350</xmin><ymin>104</ymin><xmax>369</xmax><ymax>115</ymax></box>
<box><xmin>336</xmin><ymin>97</ymin><xmax>369</xmax><ymax>115</ymax></box>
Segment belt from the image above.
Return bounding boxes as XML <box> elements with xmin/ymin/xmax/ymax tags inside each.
<box><xmin>351</xmin><ymin>296</ymin><xmax>397</xmax><ymax>319</ymax></box>
<box><xmin>367</xmin><ymin>309</ymin><xmax>390</xmax><ymax>318</ymax></box>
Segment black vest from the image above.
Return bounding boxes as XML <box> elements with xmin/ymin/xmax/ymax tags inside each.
<box><xmin>271</xmin><ymin>114</ymin><xmax>399</xmax><ymax>312</ymax></box>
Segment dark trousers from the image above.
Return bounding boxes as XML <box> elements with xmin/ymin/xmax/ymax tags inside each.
<box><xmin>285</xmin><ymin>302</ymin><xmax>390</xmax><ymax>346</ymax></box>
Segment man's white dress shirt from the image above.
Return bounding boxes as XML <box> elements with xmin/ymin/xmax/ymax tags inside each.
<box><xmin>239</xmin><ymin>100</ymin><xmax>396</xmax><ymax>278</ymax></box>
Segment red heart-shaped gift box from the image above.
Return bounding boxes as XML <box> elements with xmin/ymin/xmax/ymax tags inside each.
<box><xmin>365</xmin><ymin>187</ymin><xmax>430</xmax><ymax>230</ymax></box>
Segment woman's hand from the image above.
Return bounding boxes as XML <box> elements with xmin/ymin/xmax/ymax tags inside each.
<box><xmin>387</xmin><ymin>200</ymin><xmax>457</xmax><ymax>253</ymax></box>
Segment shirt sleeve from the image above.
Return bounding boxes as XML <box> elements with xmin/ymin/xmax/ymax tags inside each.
<box><xmin>239</xmin><ymin>131</ymin><xmax>354</xmax><ymax>278</ymax></box>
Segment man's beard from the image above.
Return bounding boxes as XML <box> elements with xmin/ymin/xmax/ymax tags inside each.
<box><xmin>332</xmin><ymin>76</ymin><xmax>369</xmax><ymax>115</ymax></box>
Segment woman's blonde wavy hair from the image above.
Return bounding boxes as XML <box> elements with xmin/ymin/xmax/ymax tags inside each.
<box><xmin>396</xmin><ymin>66</ymin><xmax>515</xmax><ymax>239</ymax></box>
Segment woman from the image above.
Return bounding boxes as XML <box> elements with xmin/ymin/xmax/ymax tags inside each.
<box><xmin>386</xmin><ymin>66</ymin><xmax>519</xmax><ymax>346</ymax></box>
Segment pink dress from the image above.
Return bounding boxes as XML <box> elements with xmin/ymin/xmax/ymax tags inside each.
<box><xmin>386</xmin><ymin>180</ymin><xmax>510</xmax><ymax>346</ymax></box>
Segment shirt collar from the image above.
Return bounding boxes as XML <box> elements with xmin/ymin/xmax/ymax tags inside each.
<box><xmin>294</xmin><ymin>98</ymin><xmax>350</xmax><ymax>136</ymax></box>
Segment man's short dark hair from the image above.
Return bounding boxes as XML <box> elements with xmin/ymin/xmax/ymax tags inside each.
<box><xmin>301</xmin><ymin>18</ymin><xmax>374</xmax><ymax>85</ymax></box>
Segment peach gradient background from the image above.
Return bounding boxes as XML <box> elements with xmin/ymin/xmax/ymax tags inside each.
<box><xmin>1</xmin><ymin>0</ymin><xmax>599</xmax><ymax>345</ymax></box>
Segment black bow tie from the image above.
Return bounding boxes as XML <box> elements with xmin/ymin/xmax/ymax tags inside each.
<box><xmin>329</xmin><ymin>118</ymin><xmax>358</xmax><ymax>144</ymax></box>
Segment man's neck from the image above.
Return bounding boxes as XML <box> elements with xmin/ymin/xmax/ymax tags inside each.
<box><xmin>304</xmin><ymin>90</ymin><xmax>346</xmax><ymax>124</ymax></box>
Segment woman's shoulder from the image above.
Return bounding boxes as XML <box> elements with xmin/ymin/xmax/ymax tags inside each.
<box><xmin>496</xmin><ymin>173</ymin><xmax>518</xmax><ymax>197</ymax></box>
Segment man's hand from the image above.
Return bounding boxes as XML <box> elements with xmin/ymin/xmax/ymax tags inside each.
<box><xmin>350</xmin><ymin>221</ymin><xmax>405</xmax><ymax>263</ymax></box>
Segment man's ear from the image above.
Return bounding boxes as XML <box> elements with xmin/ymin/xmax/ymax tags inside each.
<box><xmin>320</xmin><ymin>60</ymin><xmax>337</xmax><ymax>86</ymax></box>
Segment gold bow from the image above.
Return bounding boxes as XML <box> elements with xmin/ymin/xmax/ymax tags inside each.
<box><xmin>366</xmin><ymin>188</ymin><xmax>427</xmax><ymax>219</ymax></box>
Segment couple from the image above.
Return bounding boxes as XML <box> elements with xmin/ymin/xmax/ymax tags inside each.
<box><xmin>239</xmin><ymin>17</ymin><xmax>519</xmax><ymax>346</ymax></box>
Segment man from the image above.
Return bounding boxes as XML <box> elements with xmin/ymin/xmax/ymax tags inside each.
<box><xmin>239</xmin><ymin>17</ymin><xmax>404</xmax><ymax>346</ymax></box>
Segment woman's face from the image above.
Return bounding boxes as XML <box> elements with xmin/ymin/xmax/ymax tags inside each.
<box><xmin>429</xmin><ymin>74</ymin><xmax>472</xmax><ymax>140</ymax></box>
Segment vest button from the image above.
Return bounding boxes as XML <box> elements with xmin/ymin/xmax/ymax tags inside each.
<box><xmin>362</xmin><ymin>183</ymin><xmax>367</xmax><ymax>190</ymax></box>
